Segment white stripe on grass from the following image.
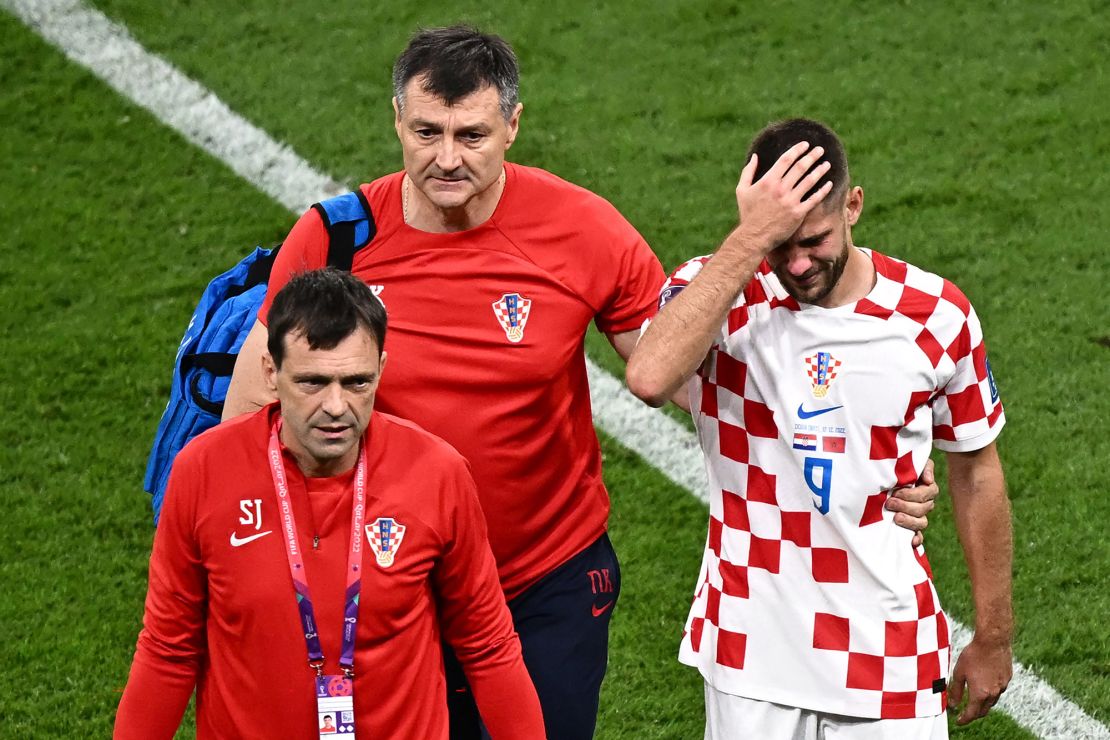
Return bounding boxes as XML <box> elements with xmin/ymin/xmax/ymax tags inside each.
<box><xmin>5</xmin><ymin>0</ymin><xmax>1105</xmax><ymax>737</ymax></box>
<box><xmin>2</xmin><ymin>0</ymin><xmax>344</xmax><ymax>215</ymax></box>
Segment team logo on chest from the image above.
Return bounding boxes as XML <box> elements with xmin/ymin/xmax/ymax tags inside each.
<box><xmin>366</xmin><ymin>517</ymin><xmax>407</xmax><ymax>568</ymax></box>
<box><xmin>491</xmin><ymin>292</ymin><xmax>532</xmax><ymax>343</ymax></box>
<box><xmin>805</xmin><ymin>352</ymin><xmax>843</xmax><ymax>399</ymax></box>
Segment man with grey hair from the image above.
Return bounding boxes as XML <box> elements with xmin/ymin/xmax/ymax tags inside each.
<box><xmin>223</xmin><ymin>30</ymin><xmax>939</xmax><ymax>738</ymax></box>
<box><xmin>223</xmin><ymin>26</ymin><xmax>667</xmax><ymax>738</ymax></box>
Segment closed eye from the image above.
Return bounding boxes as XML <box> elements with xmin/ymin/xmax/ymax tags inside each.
<box><xmin>797</xmin><ymin>229</ymin><xmax>833</xmax><ymax>248</ymax></box>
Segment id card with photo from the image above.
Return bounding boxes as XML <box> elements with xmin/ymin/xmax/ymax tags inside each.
<box><xmin>316</xmin><ymin>674</ymin><xmax>355</xmax><ymax>738</ymax></box>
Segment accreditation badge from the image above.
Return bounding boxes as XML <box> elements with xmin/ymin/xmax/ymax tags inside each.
<box><xmin>315</xmin><ymin>674</ymin><xmax>355</xmax><ymax>738</ymax></box>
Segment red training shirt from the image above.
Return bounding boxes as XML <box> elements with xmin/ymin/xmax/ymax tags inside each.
<box><xmin>115</xmin><ymin>406</ymin><xmax>544</xmax><ymax>739</ymax></box>
<box><xmin>259</xmin><ymin>163</ymin><xmax>664</xmax><ymax>597</ymax></box>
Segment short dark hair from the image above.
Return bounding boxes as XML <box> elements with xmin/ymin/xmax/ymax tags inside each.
<box><xmin>392</xmin><ymin>25</ymin><xmax>519</xmax><ymax>119</ymax></box>
<box><xmin>747</xmin><ymin>118</ymin><xmax>850</xmax><ymax>204</ymax></box>
<box><xmin>266</xmin><ymin>268</ymin><xmax>386</xmax><ymax>368</ymax></box>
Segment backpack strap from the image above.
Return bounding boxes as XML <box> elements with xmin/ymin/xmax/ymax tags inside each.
<box><xmin>145</xmin><ymin>195</ymin><xmax>379</xmax><ymax>524</ymax></box>
<box><xmin>225</xmin><ymin>247</ymin><xmax>281</xmax><ymax>299</ymax></box>
<box><xmin>314</xmin><ymin>189</ymin><xmax>377</xmax><ymax>271</ymax></box>
<box><xmin>177</xmin><ymin>185</ymin><xmax>376</xmax><ymax>417</ymax></box>
<box><xmin>186</xmin><ymin>353</ymin><xmax>240</xmax><ymax>414</ymax></box>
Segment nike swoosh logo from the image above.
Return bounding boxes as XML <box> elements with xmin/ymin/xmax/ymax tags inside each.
<box><xmin>229</xmin><ymin>530</ymin><xmax>273</xmax><ymax>547</ymax></box>
<box><xmin>797</xmin><ymin>404</ymin><xmax>844</xmax><ymax>419</ymax></box>
<box><xmin>591</xmin><ymin>601</ymin><xmax>614</xmax><ymax>617</ymax></box>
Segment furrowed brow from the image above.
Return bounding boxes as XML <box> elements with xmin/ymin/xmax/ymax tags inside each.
<box><xmin>291</xmin><ymin>373</ymin><xmax>330</xmax><ymax>384</ymax></box>
<box><xmin>342</xmin><ymin>373</ymin><xmax>376</xmax><ymax>384</ymax></box>
<box><xmin>457</xmin><ymin>123</ymin><xmax>492</xmax><ymax>135</ymax></box>
<box><xmin>409</xmin><ymin>118</ymin><xmax>443</xmax><ymax>131</ymax></box>
<box><xmin>798</xmin><ymin>228</ymin><xmax>834</xmax><ymax>247</ymax></box>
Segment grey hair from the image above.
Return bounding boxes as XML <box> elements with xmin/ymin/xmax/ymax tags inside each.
<box><xmin>392</xmin><ymin>25</ymin><xmax>519</xmax><ymax>120</ymax></box>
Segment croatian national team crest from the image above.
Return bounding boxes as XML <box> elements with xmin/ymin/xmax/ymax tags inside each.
<box><xmin>492</xmin><ymin>292</ymin><xmax>532</xmax><ymax>343</ymax></box>
<box><xmin>805</xmin><ymin>352</ymin><xmax>842</xmax><ymax>399</ymax></box>
<box><xmin>366</xmin><ymin>518</ymin><xmax>406</xmax><ymax>568</ymax></box>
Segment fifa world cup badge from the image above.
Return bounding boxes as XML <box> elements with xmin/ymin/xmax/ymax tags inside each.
<box><xmin>492</xmin><ymin>292</ymin><xmax>532</xmax><ymax>343</ymax></box>
<box><xmin>805</xmin><ymin>352</ymin><xmax>842</xmax><ymax>399</ymax></box>
<box><xmin>366</xmin><ymin>518</ymin><xmax>406</xmax><ymax>568</ymax></box>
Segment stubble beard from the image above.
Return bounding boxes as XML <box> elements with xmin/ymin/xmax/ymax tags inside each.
<box><xmin>776</xmin><ymin>243</ymin><xmax>850</xmax><ymax>305</ymax></box>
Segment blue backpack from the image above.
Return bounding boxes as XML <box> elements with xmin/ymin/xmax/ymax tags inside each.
<box><xmin>144</xmin><ymin>191</ymin><xmax>376</xmax><ymax>523</ymax></box>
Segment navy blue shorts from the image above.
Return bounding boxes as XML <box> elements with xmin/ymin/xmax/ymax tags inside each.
<box><xmin>446</xmin><ymin>532</ymin><xmax>622</xmax><ymax>739</ymax></box>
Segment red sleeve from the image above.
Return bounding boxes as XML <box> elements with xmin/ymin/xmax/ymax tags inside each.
<box><xmin>114</xmin><ymin>456</ymin><xmax>208</xmax><ymax>740</ymax></box>
<box><xmin>433</xmin><ymin>462</ymin><xmax>545</xmax><ymax>739</ymax></box>
<box><xmin>594</xmin><ymin>218</ymin><xmax>666</xmax><ymax>336</ymax></box>
<box><xmin>931</xmin><ymin>295</ymin><xmax>1005</xmax><ymax>452</ymax></box>
<box><xmin>257</xmin><ymin>206</ymin><xmax>331</xmax><ymax>324</ymax></box>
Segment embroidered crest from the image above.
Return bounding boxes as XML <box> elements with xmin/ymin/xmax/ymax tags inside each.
<box><xmin>491</xmin><ymin>293</ymin><xmax>532</xmax><ymax>343</ymax></box>
<box><xmin>805</xmin><ymin>352</ymin><xmax>842</xmax><ymax>399</ymax></box>
<box><xmin>366</xmin><ymin>518</ymin><xmax>406</xmax><ymax>568</ymax></box>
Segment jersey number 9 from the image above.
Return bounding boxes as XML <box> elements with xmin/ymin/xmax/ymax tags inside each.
<box><xmin>804</xmin><ymin>457</ymin><xmax>833</xmax><ymax>515</ymax></box>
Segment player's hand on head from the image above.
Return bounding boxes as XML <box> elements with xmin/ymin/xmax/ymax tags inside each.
<box><xmin>735</xmin><ymin>142</ymin><xmax>833</xmax><ymax>248</ymax></box>
<box><xmin>948</xmin><ymin>636</ymin><xmax>1012</xmax><ymax>725</ymax></box>
<box><xmin>886</xmin><ymin>458</ymin><xmax>939</xmax><ymax>546</ymax></box>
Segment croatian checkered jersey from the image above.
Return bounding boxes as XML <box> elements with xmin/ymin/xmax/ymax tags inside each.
<box><xmin>660</xmin><ymin>249</ymin><xmax>1004</xmax><ymax>719</ymax></box>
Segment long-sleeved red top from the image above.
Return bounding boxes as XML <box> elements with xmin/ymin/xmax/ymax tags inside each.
<box><xmin>115</xmin><ymin>405</ymin><xmax>545</xmax><ymax>739</ymax></box>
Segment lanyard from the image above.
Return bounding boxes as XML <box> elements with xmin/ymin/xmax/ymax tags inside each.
<box><xmin>267</xmin><ymin>418</ymin><xmax>367</xmax><ymax>677</ymax></box>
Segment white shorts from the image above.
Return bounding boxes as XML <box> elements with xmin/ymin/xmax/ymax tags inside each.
<box><xmin>703</xmin><ymin>682</ymin><xmax>949</xmax><ymax>740</ymax></box>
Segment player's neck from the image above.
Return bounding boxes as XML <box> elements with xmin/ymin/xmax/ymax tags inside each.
<box><xmin>816</xmin><ymin>246</ymin><xmax>875</xmax><ymax>308</ymax></box>
<box><xmin>403</xmin><ymin>170</ymin><xmax>506</xmax><ymax>234</ymax></box>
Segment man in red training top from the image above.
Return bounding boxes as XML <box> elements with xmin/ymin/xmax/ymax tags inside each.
<box><xmin>116</xmin><ymin>269</ymin><xmax>544</xmax><ymax>739</ymax></box>
<box><xmin>221</xmin><ymin>25</ymin><xmax>938</xmax><ymax>739</ymax></box>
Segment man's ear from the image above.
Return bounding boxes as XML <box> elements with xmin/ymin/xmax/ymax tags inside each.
<box><xmin>262</xmin><ymin>351</ymin><xmax>278</xmax><ymax>395</ymax></box>
<box><xmin>504</xmin><ymin>102</ymin><xmax>523</xmax><ymax>149</ymax></box>
<box><xmin>846</xmin><ymin>185</ymin><xmax>864</xmax><ymax>226</ymax></box>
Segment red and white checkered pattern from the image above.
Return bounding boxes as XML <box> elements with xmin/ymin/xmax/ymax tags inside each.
<box><xmin>366</xmin><ymin>518</ymin><xmax>407</xmax><ymax>568</ymax></box>
<box><xmin>659</xmin><ymin>249</ymin><xmax>1002</xmax><ymax>719</ymax></box>
<box><xmin>811</xmin><ymin>577</ymin><xmax>951</xmax><ymax>718</ymax></box>
<box><xmin>805</xmin><ymin>353</ymin><xmax>843</xmax><ymax>398</ymax></box>
<box><xmin>490</xmin><ymin>293</ymin><xmax>532</xmax><ymax>343</ymax></box>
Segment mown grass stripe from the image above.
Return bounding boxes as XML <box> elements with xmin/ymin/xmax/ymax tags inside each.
<box><xmin>5</xmin><ymin>0</ymin><xmax>1105</xmax><ymax>737</ymax></box>
<box><xmin>3</xmin><ymin>0</ymin><xmax>344</xmax><ymax>215</ymax></box>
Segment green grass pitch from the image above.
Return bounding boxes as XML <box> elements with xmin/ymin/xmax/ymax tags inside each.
<box><xmin>1</xmin><ymin>1</ymin><xmax>1107</xmax><ymax>737</ymax></box>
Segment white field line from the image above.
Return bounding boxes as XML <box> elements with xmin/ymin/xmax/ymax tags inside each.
<box><xmin>6</xmin><ymin>0</ymin><xmax>1106</xmax><ymax>737</ymax></box>
<box><xmin>3</xmin><ymin>0</ymin><xmax>345</xmax><ymax>215</ymax></box>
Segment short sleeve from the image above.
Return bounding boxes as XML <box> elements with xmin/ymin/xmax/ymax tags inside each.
<box><xmin>257</xmin><ymin>207</ymin><xmax>331</xmax><ymax>324</ymax></box>
<box><xmin>931</xmin><ymin>298</ymin><xmax>1005</xmax><ymax>452</ymax></box>
<box><xmin>643</xmin><ymin>255</ymin><xmax>729</xmax><ymax>348</ymax></box>
<box><xmin>656</xmin><ymin>255</ymin><xmax>712</xmax><ymax>313</ymax></box>
<box><xmin>592</xmin><ymin>216</ymin><xmax>666</xmax><ymax>336</ymax></box>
